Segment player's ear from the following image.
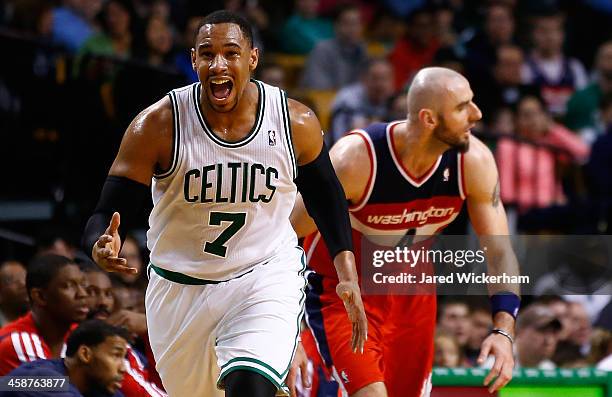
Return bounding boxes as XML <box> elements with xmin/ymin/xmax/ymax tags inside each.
<box><xmin>77</xmin><ymin>345</ymin><xmax>93</xmax><ymax>364</ymax></box>
<box><xmin>418</xmin><ymin>108</ymin><xmax>437</xmax><ymax>129</ymax></box>
<box><xmin>29</xmin><ymin>288</ymin><xmax>46</xmax><ymax>307</ymax></box>
<box><xmin>249</xmin><ymin>47</ymin><xmax>259</xmax><ymax>73</ymax></box>
<box><xmin>191</xmin><ymin>48</ymin><xmax>197</xmax><ymax>71</ymax></box>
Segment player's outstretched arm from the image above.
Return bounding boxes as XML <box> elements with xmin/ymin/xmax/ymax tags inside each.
<box><xmin>83</xmin><ymin>97</ymin><xmax>173</xmax><ymax>274</ymax></box>
<box><xmin>288</xmin><ymin>99</ymin><xmax>368</xmax><ymax>353</ymax></box>
<box><xmin>464</xmin><ymin>136</ymin><xmax>520</xmax><ymax>393</ymax></box>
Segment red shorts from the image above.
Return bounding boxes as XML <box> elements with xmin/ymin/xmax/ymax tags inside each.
<box><xmin>305</xmin><ymin>274</ymin><xmax>435</xmax><ymax>397</ymax></box>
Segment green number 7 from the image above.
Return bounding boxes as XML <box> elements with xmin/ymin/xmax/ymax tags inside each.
<box><xmin>204</xmin><ymin>212</ymin><xmax>247</xmax><ymax>257</ymax></box>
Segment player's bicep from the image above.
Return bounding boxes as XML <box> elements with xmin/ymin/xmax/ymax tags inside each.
<box><xmin>464</xmin><ymin>138</ymin><xmax>510</xmax><ymax>235</ymax></box>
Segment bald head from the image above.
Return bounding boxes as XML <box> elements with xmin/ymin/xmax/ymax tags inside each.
<box><xmin>407</xmin><ymin>67</ymin><xmax>469</xmax><ymax>120</ymax></box>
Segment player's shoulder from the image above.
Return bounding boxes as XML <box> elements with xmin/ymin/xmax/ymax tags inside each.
<box><xmin>463</xmin><ymin>134</ymin><xmax>496</xmax><ymax>170</ymax></box>
<box><xmin>130</xmin><ymin>95</ymin><xmax>173</xmax><ymax>135</ymax></box>
<box><xmin>287</xmin><ymin>98</ymin><xmax>321</xmax><ymax>132</ymax></box>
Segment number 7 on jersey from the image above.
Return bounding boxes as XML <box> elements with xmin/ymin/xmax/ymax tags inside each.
<box><xmin>204</xmin><ymin>212</ymin><xmax>247</xmax><ymax>257</ymax></box>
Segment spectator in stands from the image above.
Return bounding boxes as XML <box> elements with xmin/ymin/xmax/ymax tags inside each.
<box><xmin>465</xmin><ymin>304</ymin><xmax>492</xmax><ymax>366</ymax></box>
<box><xmin>388</xmin><ymin>6</ymin><xmax>440</xmax><ymax>89</ymax></box>
<box><xmin>279</xmin><ymin>0</ymin><xmax>334</xmax><ymax>54</ymax></box>
<box><xmin>566</xmin><ymin>301</ymin><xmax>593</xmax><ymax>355</ymax></box>
<box><xmin>76</xmin><ymin>0</ymin><xmax>135</xmax><ymax>75</ymax></box>
<box><xmin>537</xmin><ymin>295</ymin><xmax>571</xmax><ymax>341</ymax></box>
<box><xmin>117</xmin><ymin>236</ymin><xmax>147</xmax><ymax>312</ymax></box>
<box><xmin>117</xmin><ymin>236</ymin><xmax>144</xmax><ymax>287</ymax></box>
<box><xmin>588</xmin><ymin>328</ymin><xmax>612</xmax><ymax>370</ymax></box>
<box><xmin>437</xmin><ymin>299</ymin><xmax>471</xmax><ymax>351</ymax></box>
<box><xmin>0</xmin><ymin>320</ymin><xmax>128</xmax><ymax>397</ymax></box>
<box><xmin>489</xmin><ymin>107</ymin><xmax>515</xmax><ymax>136</ymax></box>
<box><xmin>223</xmin><ymin>0</ymin><xmax>269</xmax><ymax>51</ymax></box>
<box><xmin>329</xmin><ymin>58</ymin><xmax>394</xmax><ymax>142</ymax></box>
<box><xmin>433</xmin><ymin>3</ymin><xmax>458</xmax><ymax>48</ymax></box>
<box><xmin>585</xmin><ymin>94</ymin><xmax>612</xmax><ymax>232</ymax></box>
<box><xmin>150</xmin><ymin>0</ymin><xmax>171</xmax><ymax>23</ymax></box>
<box><xmin>522</xmin><ymin>10</ymin><xmax>588</xmax><ymax>118</ymax></box>
<box><xmin>36</xmin><ymin>227</ymin><xmax>76</xmax><ymax>259</ymax></box>
<box><xmin>174</xmin><ymin>15</ymin><xmax>202</xmax><ymax>83</ymax></box>
<box><xmin>565</xmin><ymin>40</ymin><xmax>612</xmax><ymax>140</ymax></box>
<box><xmin>110</xmin><ymin>276</ymin><xmax>139</xmax><ymax>312</ymax></box>
<box><xmin>300</xmin><ymin>4</ymin><xmax>367</xmax><ymax>90</ymax></box>
<box><xmin>0</xmin><ymin>255</ymin><xmax>89</xmax><ymax>375</ymax></box>
<box><xmin>9</xmin><ymin>0</ymin><xmax>53</xmax><ymax>39</ymax></box>
<box><xmin>143</xmin><ymin>16</ymin><xmax>174</xmax><ymax>69</ymax></box>
<box><xmin>434</xmin><ymin>331</ymin><xmax>463</xmax><ymax>368</ymax></box>
<box><xmin>514</xmin><ymin>304</ymin><xmax>561</xmax><ymax>369</ymax></box>
<box><xmin>475</xmin><ymin>44</ymin><xmax>538</xmax><ymax>121</ymax></box>
<box><xmin>256</xmin><ymin>62</ymin><xmax>287</xmax><ymax>90</ymax></box>
<box><xmin>81</xmin><ymin>262</ymin><xmax>165</xmax><ymax>396</ymax></box>
<box><xmin>0</xmin><ymin>260</ymin><xmax>28</xmax><ymax>327</ymax></box>
<box><xmin>496</xmin><ymin>94</ymin><xmax>589</xmax><ymax>214</ymax></box>
<box><xmin>52</xmin><ymin>0</ymin><xmax>101</xmax><ymax>53</ymax></box>
<box><xmin>463</xmin><ymin>3</ymin><xmax>516</xmax><ymax>88</ymax></box>
<box><xmin>385</xmin><ymin>90</ymin><xmax>408</xmax><ymax>121</ymax></box>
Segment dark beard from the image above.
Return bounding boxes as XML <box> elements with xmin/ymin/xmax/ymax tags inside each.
<box><xmin>433</xmin><ymin>119</ymin><xmax>470</xmax><ymax>152</ymax></box>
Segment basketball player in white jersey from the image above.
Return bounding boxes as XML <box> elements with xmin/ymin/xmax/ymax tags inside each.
<box><xmin>83</xmin><ymin>11</ymin><xmax>367</xmax><ymax>397</ymax></box>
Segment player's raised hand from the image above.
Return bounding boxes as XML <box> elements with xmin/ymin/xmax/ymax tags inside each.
<box><xmin>286</xmin><ymin>342</ymin><xmax>311</xmax><ymax>397</ymax></box>
<box><xmin>92</xmin><ymin>212</ymin><xmax>138</xmax><ymax>275</ymax></box>
<box><xmin>478</xmin><ymin>332</ymin><xmax>514</xmax><ymax>393</ymax></box>
<box><xmin>336</xmin><ymin>280</ymin><xmax>368</xmax><ymax>354</ymax></box>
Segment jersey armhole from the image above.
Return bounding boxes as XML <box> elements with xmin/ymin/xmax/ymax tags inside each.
<box><xmin>457</xmin><ymin>152</ymin><xmax>467</xmax><ymax>200</ymax></box>
<box><xmin>280</xmin><ymin>88</ymin><xmax>298</xmax><ymax>180</ymax></box>
<box><xmin>153</xmin><ymin>91</ymin><xmax>180</xmax><ymax>179</ymax></box>
<box><xmin>348</xmin><ymin>130</ymin><xmax>377</xmax><ymax>212</ymax></box>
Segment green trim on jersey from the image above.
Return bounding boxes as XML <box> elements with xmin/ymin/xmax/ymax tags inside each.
<box><xmin>280</xmin><ymin>89</ymin><xmax>297</xmax><ymax>180</ymax></box>
<box><xmin>148</xmin><ymin>262</ymin><xmax>255</xmax><ymax>285</ymax></box>
<box><xmin>193</xmin><ymin>79</ymin><xmax>265</xmax><ymax>148</ymax></box>
<box><xmin>217</xmin><ymin>357</ymin><xmax>290</xmax><ymax>395</ymax></box>
<box><xmin>154</xmin><ymin>90</ymin><xmax>181</xmax><ymax>179</ymax></box>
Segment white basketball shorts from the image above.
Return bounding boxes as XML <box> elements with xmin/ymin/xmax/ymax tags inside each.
<box><xmin>145</xmin><ymin>246</ymin><xmax>307</xmax><ymax>396</ymax></box>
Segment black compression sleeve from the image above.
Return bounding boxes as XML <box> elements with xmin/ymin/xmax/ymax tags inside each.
<box><xmin>295</xmin><ymin>144</ymin><xmax>353</xmax><ymax>258</ymax></box>
<box><xmin>81</xmin><ymin>175</ymin><xmax>150</xmax><ymax>257</ymax></box>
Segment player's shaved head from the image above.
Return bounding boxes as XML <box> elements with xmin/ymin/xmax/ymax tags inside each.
<box><xmin>407</xmin><ymin>67</ymin><xmax>468</xmax><ymax>120</ymax></box>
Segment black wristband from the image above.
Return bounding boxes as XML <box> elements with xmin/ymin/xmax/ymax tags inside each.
<box><xmin>295</xmin><ymin>144</ymin><xmax>353</xmax><ymax>257</ymax></box>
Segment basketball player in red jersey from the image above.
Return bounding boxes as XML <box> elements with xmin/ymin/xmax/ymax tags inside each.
<box><xmin>290</xmin><ymin>67</ymin><xmax>519</xmax><ymax>397</ymax></box>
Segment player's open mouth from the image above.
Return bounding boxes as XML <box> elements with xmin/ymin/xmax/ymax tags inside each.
<box><xmin>210</xmin><ymin>78</ymin><xmax>233</xmax><ymax>101</ymax></box>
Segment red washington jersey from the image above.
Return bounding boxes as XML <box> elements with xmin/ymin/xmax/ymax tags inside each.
<box><xmin>304</xmin><ymin>120</ymin><xmax>466</xmax><ymax>278</ymax></box>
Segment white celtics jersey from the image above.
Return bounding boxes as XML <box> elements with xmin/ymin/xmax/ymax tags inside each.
<box><xmin>147</xmin><ymin>80</ymin><xmax>299</xmax><ymax>281</ymax></box>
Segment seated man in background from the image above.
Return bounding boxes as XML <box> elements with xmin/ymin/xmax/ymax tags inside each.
<box><xmin>0</xmin><ymin>320</ymin><xmax>128</xmax><ymax>397</ymax></box>
<box><xmin>514</xmin><ymin>304</ymin><xmax>561</xmax><ymax>369</ymax></box>
<box><xmin>0</xmin><ymin>260</ymin><xmax>28</xmax><ymax>327</ymax></box>
<box><xmin>0</xmin><ymin>254</ymin><xmax>89</xmax><ymax>375</ymax></box>
<box><xmin>81</xmin><ymin>261</ymin><xmax>166</xmax><ymax>395</ymax></box>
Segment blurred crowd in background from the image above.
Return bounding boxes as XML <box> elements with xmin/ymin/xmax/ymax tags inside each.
<box><xmin>1</xmin><ymin>0</ymin><xmax>612</xmax><ymax>383</ymax></box>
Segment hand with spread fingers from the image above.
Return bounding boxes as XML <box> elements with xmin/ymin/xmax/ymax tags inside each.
<box><xmin>285</xmin><ymin>342</ymin><xmax>311</xmax><ymax>397</ymax></box>
<box><xmin>478</xmin><ymin>332</ymin><xmax>515</xmax><ymax>393</ymax></box>
<box><xmin>92</xmin><ymin>212</ymin><xmax>138</xmax><ymax>275</ymax></box>
<box><xmin>336</xmin><ymin>280</ymin><xmax>368</xmax><ymax>354</ymax></box>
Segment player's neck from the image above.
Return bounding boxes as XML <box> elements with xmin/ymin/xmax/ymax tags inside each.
<box><xmin>64</xmin><ymin>358</ymin><xmax>89</xmax><ymax>394</ymax></box>
<box><xmin>31</xmin><ymin>309</ymin><xmax>72</xmax><ymax>356</ymax></box>
<box><xmin>395</xmin><ymin>122</ymin><xmax>447</xmax><ymax>178</ymax></box>
<box><xmin>200</xmin><ymin>81</ymin><xmax>259</xmax><ymax>140</ymax></box>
